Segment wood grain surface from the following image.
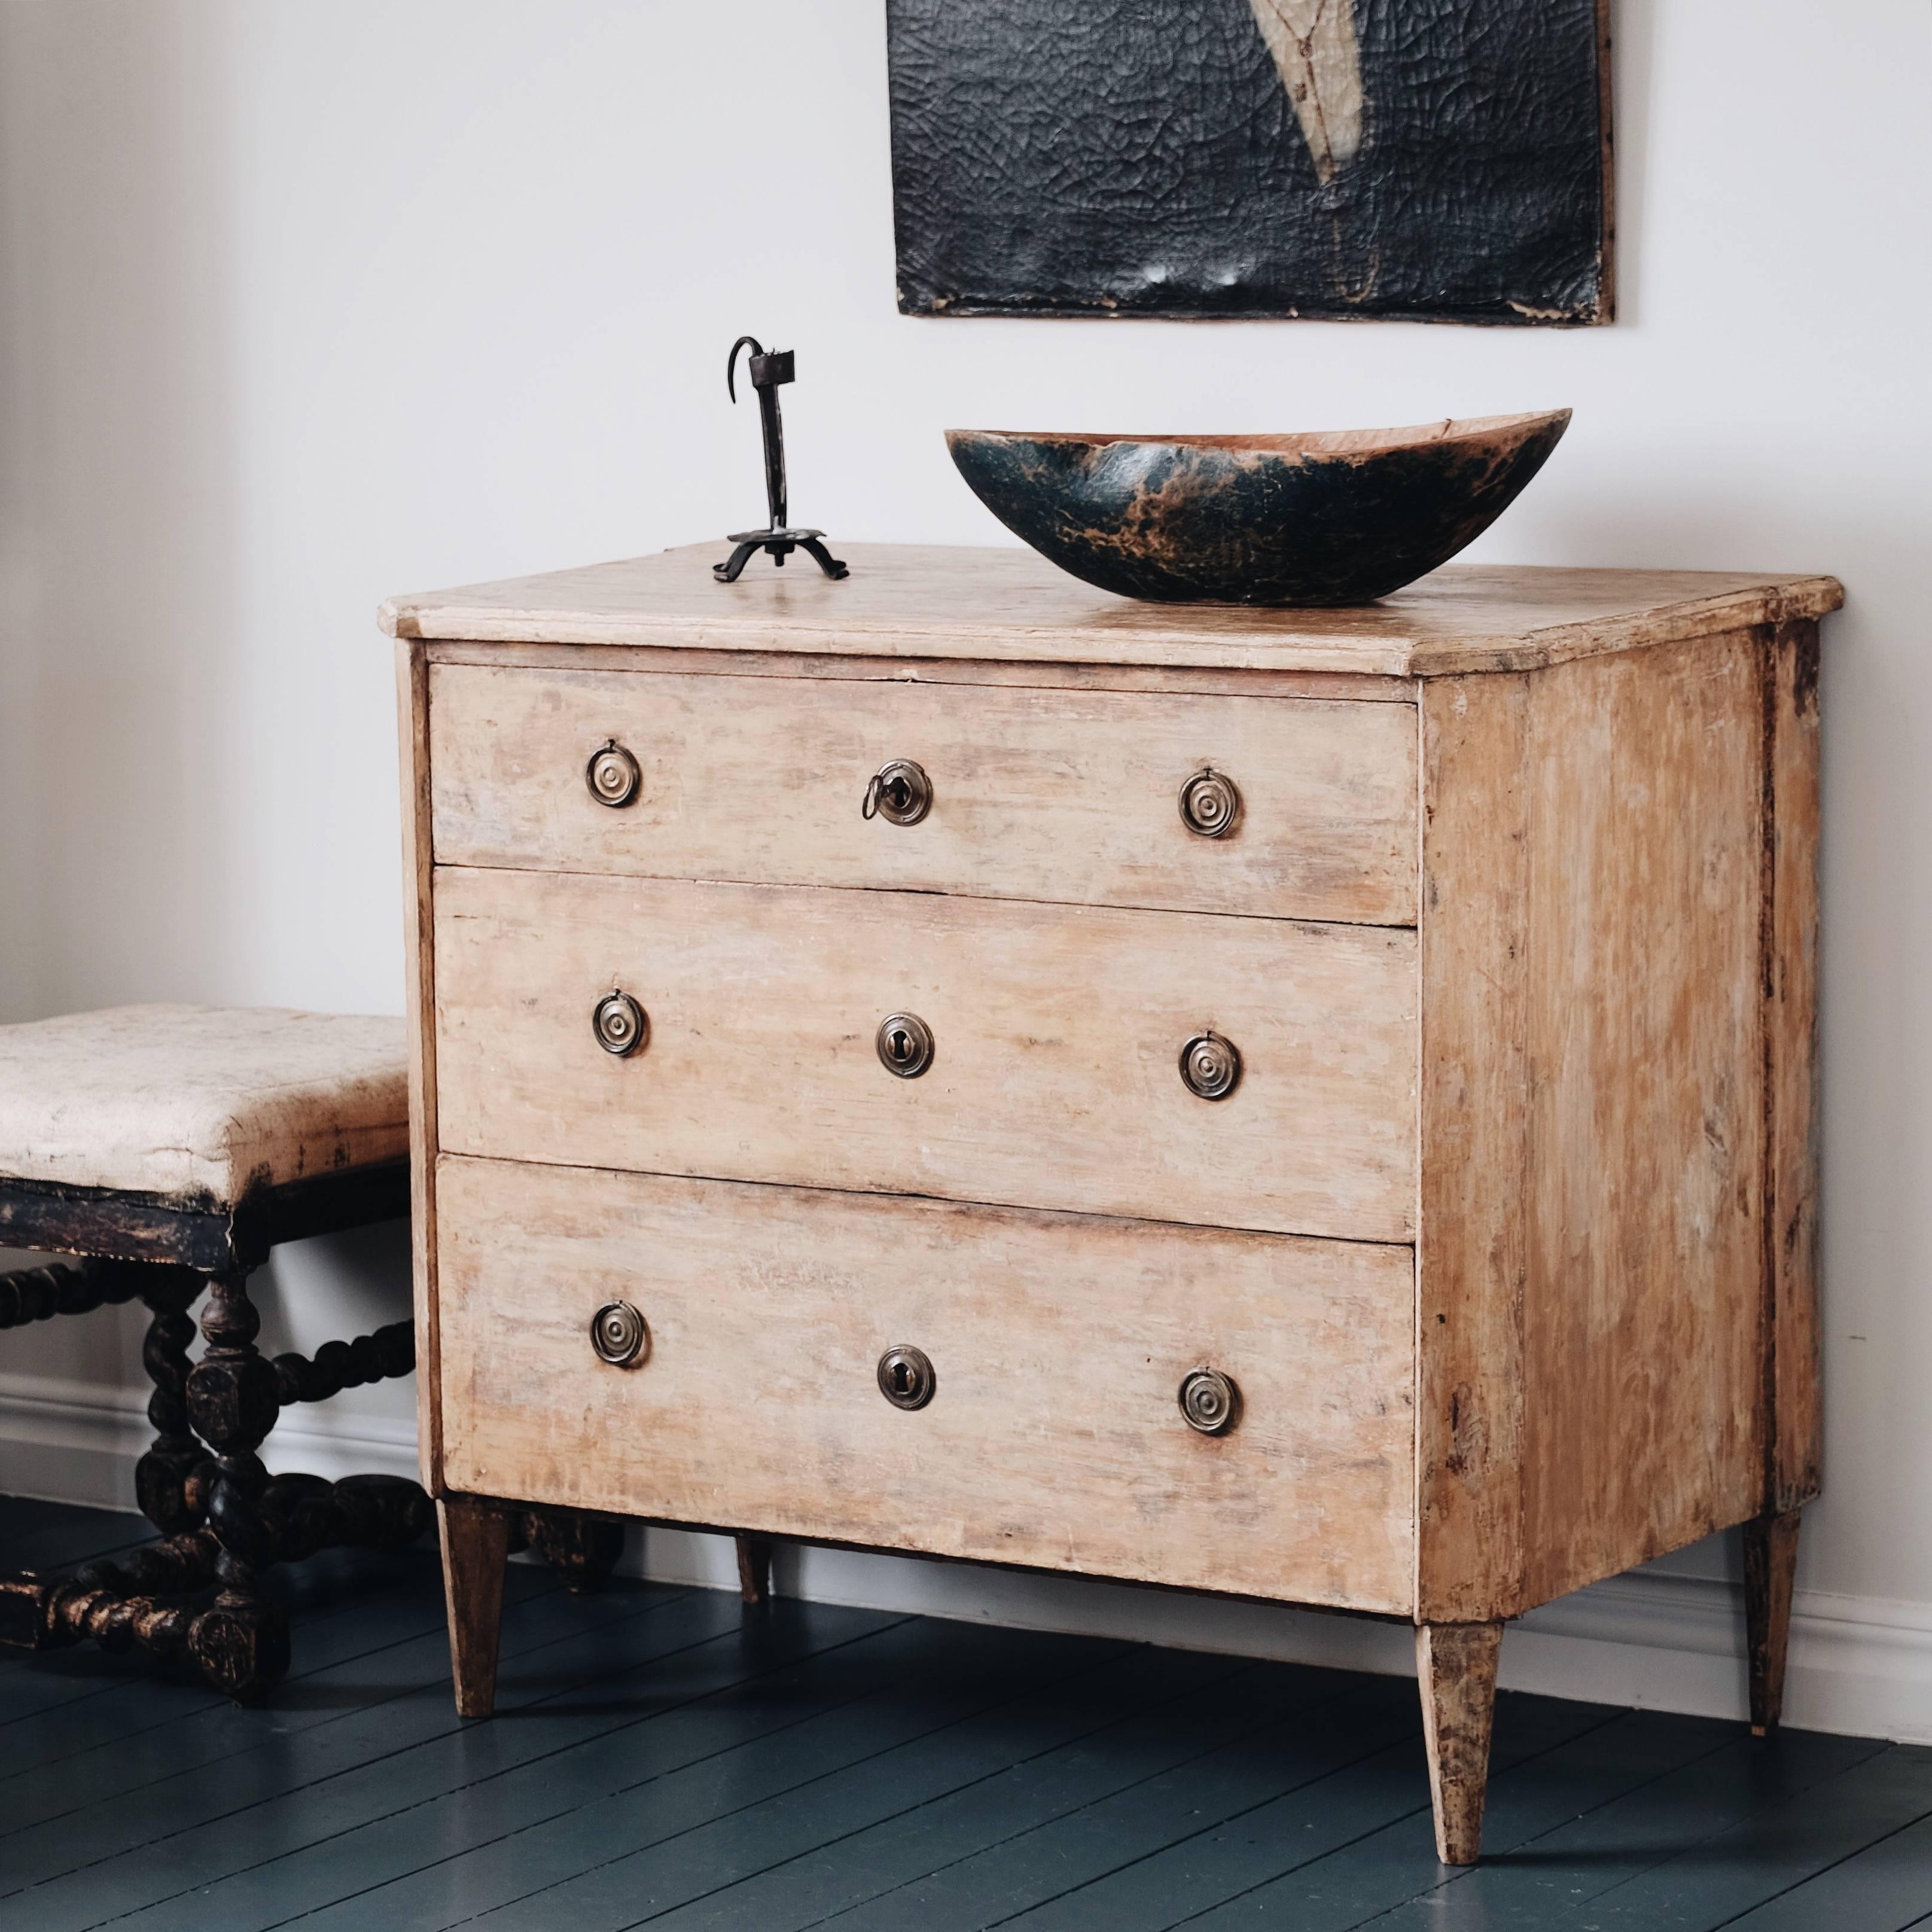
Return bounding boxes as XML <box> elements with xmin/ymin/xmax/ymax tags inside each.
<box><xmin>397</xmin><ymin>640</ymin><xmax>444</xmax><ymax>1493</ymax></box>
<box><xmin>422</xmin><ymin>638</ymin><xmax>1419</xmax><ymax>705</ymax></box>
<box><xmin>1416</xmin><ymin>632</ymin><xmax>1775</xmax><ymax>1620</ymax></box>
<box><xmin>1416</xmin><ymin>1620</ymin><xmax>1504</xmax><ymax>1864</ymax></box>
<box><xmin>435</xmin><ymin>1154</ymin><xmax>1417</xmax><ymax>1613</ymax></box>
<box><xmin>1515</xmin><ymin>633</ymin><xmax>1768</xmax><ymax>1607</ymax></box>
<box><xmin>379</xmin><ymin>544</ymin><xmax>1841</xmax><ymax>679</ymax></box>
<box><xmin>1415</xmin><ymin>671</ymin><xmax>1532</xmax><ymax>1623</ymax></box>
<box><xmin>1766</xmin><ymin>620</ymin><xmax>1823</xmax><ymax>1514</ymax></box>
<box><xmin>1744</xmin><ymin>1509</ymin><xmax>1802</xmax><ymax>1735</ymax></box>
<box><xmin>436</xmin><ymin>1494</ymin><xmax>509</xmax><ymax>1718</ymax></box>
<box><xmin>432</xmin><ymin>867</ymin><xmax>1419</xmax><ymax>1244</ymax></box>
<box><xmin>428</xmin><ymin>663</ymin><xmax>1419</xmax><ymax>926</ymax></box>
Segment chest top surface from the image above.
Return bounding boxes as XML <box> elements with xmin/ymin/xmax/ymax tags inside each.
<box><xmin>380</xmin><ymin>543</ymin><xmax>1840</xmax><ymax>679</ymax></box>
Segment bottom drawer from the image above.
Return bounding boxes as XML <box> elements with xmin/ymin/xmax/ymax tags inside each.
<box><xmin>434</xmin><ymin>1156</ymin><xmax>1417</xmax><ymax>1614</ymax></box>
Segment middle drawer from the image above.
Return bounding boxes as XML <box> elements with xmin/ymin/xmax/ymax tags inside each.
<box><xmin>433</xmin><ymin>867</ymin><xmax>1418</xmax><ymax>1243</ymax></box>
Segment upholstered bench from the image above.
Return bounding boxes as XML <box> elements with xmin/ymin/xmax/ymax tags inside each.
<box><xmin>0</xmin><ymin>1004</ymin><xmax>437</xmax><ymax>1696</ymax></box>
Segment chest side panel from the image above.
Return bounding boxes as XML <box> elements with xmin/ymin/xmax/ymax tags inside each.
<box><xmin>1418</xmin><ymin>629</ymin><xmax>1776</xmax><ymax>1619</ymax></box>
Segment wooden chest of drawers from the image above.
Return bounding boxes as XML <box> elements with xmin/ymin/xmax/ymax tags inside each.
<box><xmin>386</xmin><ymin>544</ymin><xmax>1839</xmax><ymax>1863</ymax></box>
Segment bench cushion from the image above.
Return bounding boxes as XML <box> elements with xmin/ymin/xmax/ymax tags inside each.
<box><xmin>0</xmin><ymin>1005</ymin><xmax>408</xmax><ymax>1206</ymax></box>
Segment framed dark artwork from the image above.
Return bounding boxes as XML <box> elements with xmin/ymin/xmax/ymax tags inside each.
<box><xmin>885</xmin><ymin>0</ymin><xmax>1613</xmax><ymax>326</ymax></box>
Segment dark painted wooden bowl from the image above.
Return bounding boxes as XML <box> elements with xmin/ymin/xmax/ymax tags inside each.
<box><xmin>946</xmin><ymin>410</ymin><xmax>1571</xmax><ymax>606</ymax></box>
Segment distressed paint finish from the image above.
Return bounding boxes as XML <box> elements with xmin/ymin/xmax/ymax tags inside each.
<box><xmin>1766</xmin><ymin>620</ymin><xmax>1823</xmax><ymax>1514</ymax></box>
<box><xmin>389</xmin><ymin>546</ymin><xmax>1837</xmax><ymax>1863</ymax></box>
<box><xmin>1514</xmin><ymin>635</ymin><xmax>1769</xmax><ymax>1606</ymax></box>
<box><xmin>435</xmin><ymin>1156</ymin><xmax>1418</xmax><ymax>1613</ymax></box>
<box><xmin>945</xmin><ymin>413</ymin><xmax>1570</xmax><ymax>607</ymax></box>
<box><xmin>397</xmin><ymin>639</ymin><xmax>445</xmax><ymax>1494</ymax></box>
<box><xmin>1416</xmin><ymin>672</ymin><xmax>1532</xmax><ymax>1625</ymax></box>
<box><xmin>431</xmin><ymin>866</ymin><xmax>1420</xmax><ymax>1245</ymax></box>
<box><xmin>427</xmin><ymin>660</ymin><xmax>1421</xmax><ymax>927</ymax></box>
<box><xmin>419</xmin><ymin>638</ymin><xmax>1420</xmax><ymax>705</ymax></box>
<box><xmin>1418</xmin><ymin>633</ymin><xmax>1779</xmax><ymax>1622</ymax></box>
<box><xmin>379</xmin><ymin>544</ymin><xmax>1842</xmax><ymax>681</ymax></box>
<box><xmin>1417</xmin><ymin>1620</ymin><xmax>1504</xmax><ymax>1864</ymax></box>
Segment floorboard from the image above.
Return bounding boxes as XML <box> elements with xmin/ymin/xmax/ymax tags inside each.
<box><xmin>1547</xmin><ymin>1744</ymin><xmax>1932</xmax><ymax>1929</ymax></box>
<box><xmin>988</xmin><ymin>1689</ymin><xmax>1631</xmax><ymax>1932</ymax></box>
<box><xmin>1</xmin><ymin>1498</ymin><xmax>1926</xmax><ymax>1932</ymax></box>
<box><xmin>5</xmin><ymin>1580</ymin><xmax>706</xmax><ymax>1922</ymax></box>
<box><xmin>1718</xmin><ymin>1811</ymin><xmax>1932</xmax><ymax>1931</ymax></box>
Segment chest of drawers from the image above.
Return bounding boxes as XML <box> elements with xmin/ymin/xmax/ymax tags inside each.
<box><xmin>386</xmin><ymin>543</ymin><xmax>1838</xmax><ymax>1864</ymax></box>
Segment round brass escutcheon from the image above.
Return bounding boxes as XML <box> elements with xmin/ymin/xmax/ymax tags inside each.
<box><xmin>1179</xmin><ymin>1030</ymin><xmax>1241</xmax><ymax>1101</ymax></box>
<box><xmin>1179</xmin><ymin>767</ymin><xmax>1241</xmax><ymax>839</ymax></box>
<box><xmin>1179</xmin><ymin>1367</ymin><xmax>1239</xmax><ymax>1436</ymax></box>
<box><xmin>876</xmin><ymin>1011</ymin><xmax>935</xmax><ymax>1079</ymax></box>
<box><xmin>877</xmin><ymin>1343</ymin><xmax>935</xmax><ymax>1411</ymax></box>
<box><xmin>593</xmin><ymin>989</ymin><xmax>648</xmax><ymax>1058</ymax></box>
<box><xmin>586</xmin><ymin>740</ymin><xmax>642</xmax><ymax>809</ymax></box>
<box><xmin>590</xmin><ymin>1300</ymin><xmax>648</xmax><ymax>1367</ymax></box>
<box><xmin>862</xmin><ymin>759</ymin><xmax>933</xmax><ymax>827</ymax></box>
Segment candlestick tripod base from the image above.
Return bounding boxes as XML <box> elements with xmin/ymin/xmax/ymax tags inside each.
<box><xmin>714</xmin><ymin>527</ymin><xmax>849</xmax><ymax>584</ymax></box>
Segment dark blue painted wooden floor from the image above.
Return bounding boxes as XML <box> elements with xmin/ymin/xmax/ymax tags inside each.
<box><xmin>2</xmin><ymin>1498</ymin><xmax>1930</xmax><ymax>1931</ymax></box>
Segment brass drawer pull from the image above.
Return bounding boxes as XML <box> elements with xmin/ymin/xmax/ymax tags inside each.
<box><xmin>586</xmin><ymin>740</ymin><xmax>642</xmax><ymax>809</ymax></box>
<box><xmin>877</xmin><ymin>1343</ymin><xmax>935</xmax><ymax>1410</ymax></box>
<box><xmin>591</xmin><ymin>1300</ymin><xmax>648</xmax><ymax>1367</ymax></box>
<box><xmin>862</xmin><ymin>760</ymin><xmax>932</xmax><ymax>826</ymax></box>
<box><xmin>1179</xmin><ymin>767</ymin><xmax>1240</xmax><ymax>838</ymax></box>
<box><xmin>1179</xmin><ymin>1030</ymin><xmax>1241</xmax><ymax>1100</ymax></box>
<box><xmin>1179</xmin><ymin>1367</ymin><xmax>1238</xmax><ymax>1435</ymax></box>
<box><xmin>592</xmin><ymin>990</ymin><xmax>648</xmax><ymax>1058</ymax></box>
<box><xmin>876</xmin><ymin>1011</ymin><xmax>935</xmax><ymax>1079</ymax></box>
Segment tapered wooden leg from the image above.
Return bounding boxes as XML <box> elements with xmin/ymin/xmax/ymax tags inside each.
<box><xmin>439</xmin><ymin>1497</ymin><xmax>510</xmax><ymax>1718</ymax></box>
<box><xmin>1417</xmin><ymin>1620</ymin><xmax>1503</xmax><ymax>1866</ymax></box>
<box><xmin>736</xmin><ymin>1534</ymin><xmax>774</xmax><ymax>1605</ymax></box>
<box><xmin>1744</xmin><ymin>1509</ymin><xmax>1801</xmax><ymax>1736</ymax></box>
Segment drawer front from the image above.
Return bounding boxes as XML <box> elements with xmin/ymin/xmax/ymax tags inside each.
<box><xmin>434</xmin><ymin>867</ymin><xmax>1418</xmax><ymax>1243</ymax></box>
<box><xmin>435</xmin><ymin>1156</ymin><xmax>1417</xmax><ymax>1614</ymax></box>
<box><xmin>428</xmin><ymin>663</ymin><xmax>1418</xmax><ymax>925</ymax></box>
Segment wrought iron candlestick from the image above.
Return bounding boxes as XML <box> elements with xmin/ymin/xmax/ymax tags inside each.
<box><xmin>714</xmin><ymin>334</ymin><xmax>848</xmax><ymax>584</ymax></box>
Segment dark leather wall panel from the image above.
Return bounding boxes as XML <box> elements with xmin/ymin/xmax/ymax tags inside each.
<box><xmin>886</xmin><ymin>0</ymin><xmax>1611</xmax><ymax>325</ymax></box>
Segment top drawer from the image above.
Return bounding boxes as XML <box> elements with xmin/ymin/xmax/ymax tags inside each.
<box><xmin>428</xmin><ymin>664</ymin><xmax>1417</xmax><ymax>925</ymax></box>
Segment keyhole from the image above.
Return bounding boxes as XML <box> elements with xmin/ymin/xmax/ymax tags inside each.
<box><xmin>877</xmin><ymin>1343</ymin><xmax>935</xmax><ymax>1409</ymax></box>
<box><xmin>876</xmin><ymin>1011</ymin><xmax>933</xmax><ymax>1078</ymax></box>
<box><xmin>885</xmin><ymin>777</ymin><xmax>912</xmax><ymax>812</ymax></box>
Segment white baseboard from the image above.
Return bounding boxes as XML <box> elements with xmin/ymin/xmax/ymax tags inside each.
<box><xmin>0</xmin><ymin>1369</ymin><xmax>419</xmax><ymax>1516</ymax></box>
<box><xmin>5</xmin><ymin>1375</ymin><xmax>1926</xmax><ymax>1745</ymax></box>
<box><xmin>622</xmin><ymin>1527</ymin><xmax>1932</xmax><ymax>1745</ymax></box>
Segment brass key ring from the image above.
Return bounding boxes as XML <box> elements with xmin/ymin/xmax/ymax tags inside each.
<box><xmin>861</xmin><ymin>760</ymin><xmax>932</xmax><ymax>825</ymax></box>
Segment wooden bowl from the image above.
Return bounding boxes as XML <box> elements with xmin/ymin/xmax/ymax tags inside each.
<box><xmin>945</xmin><ymin>410</ymin><xmax>1571</xmax><ymax>606</ymax></box>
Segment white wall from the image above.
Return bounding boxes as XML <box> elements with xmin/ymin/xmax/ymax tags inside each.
<box><xmin>2</xmin><ymin>1</ymin><xmax>1928</xmax><ymax>1738</ymax></box>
